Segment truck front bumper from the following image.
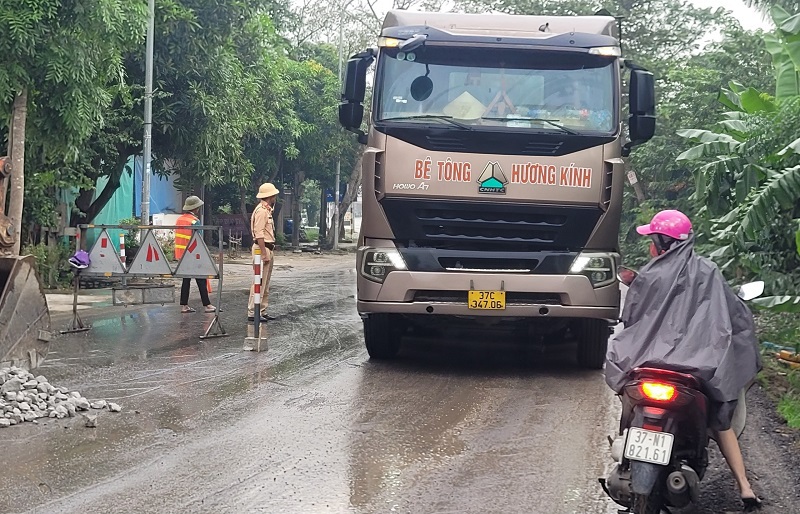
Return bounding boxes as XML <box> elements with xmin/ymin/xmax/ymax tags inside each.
<box><xmin>357</xmin><ymin>271</ymin><xmax>620</xmax><ymax>320</ymax></box>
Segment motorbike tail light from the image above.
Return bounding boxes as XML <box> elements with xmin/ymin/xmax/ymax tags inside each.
<box><xmin>641</xmin><ymin>381</ymin><xmax>676</xmax><ymax>402</ymax></box>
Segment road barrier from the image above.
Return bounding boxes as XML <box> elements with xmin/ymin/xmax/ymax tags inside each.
<box><xmin>243</xmin><ymin>247</ymin><xmax>266</xmax><ymax>352</ymax></box>
<box><xmin>62</xmin><ymin>224</ymin><xmax>227</xmax><ymax>340</ymax></box>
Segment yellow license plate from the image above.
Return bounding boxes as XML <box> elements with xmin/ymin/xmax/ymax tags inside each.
<box><xmin>468</xmin><ymin>290</ymin><xmax>506</xmax><ymax>310</ymax></box>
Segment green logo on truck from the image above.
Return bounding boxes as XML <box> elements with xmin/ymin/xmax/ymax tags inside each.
<box><xmin>477</xmin><ymin>162</ymin><xmax>508</xmax><ymax>194</ymax></box>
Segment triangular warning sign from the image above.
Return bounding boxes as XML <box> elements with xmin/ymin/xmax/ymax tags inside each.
<box><xmin>127</xmin><ymin>230</ymin><xmax>173</xmax><ymax>276</ymax></box>
<box><xmin>85</xmin><ymin>229</ymin><xmax>126</xmax><ymax>275</ymax></box>
<box><xmin>174</xmin><ymin>232</ymin><xmax>219</xmax><ymax>278</ymax></box>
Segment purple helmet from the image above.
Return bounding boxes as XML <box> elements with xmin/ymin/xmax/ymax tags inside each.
<box><xmin>636</xmin><ymin>210</ymin><xmax>692</xmax><ymax>241</ymax></box>
<box><xmin>68</xmin><ymin>250</ymin><xmax>90</xmax><ymax>269</ymax></box>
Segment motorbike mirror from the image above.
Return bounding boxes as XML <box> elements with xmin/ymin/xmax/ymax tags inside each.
<box><xmin>737</xmin><ymin>281</ymin><xmax>765</xmax><ymax>301</ymax></box>
<box><xmin>617</xmin><ymin>266</ymin><xmax>638</xmax><ymax>287</ymax></box>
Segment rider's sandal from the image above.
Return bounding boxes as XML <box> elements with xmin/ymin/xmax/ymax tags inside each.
<box><xmin>181</xmin><ymin>306</ymin><xmax>196</xmax><ymax>314</ymax></box>
<box><xmin>742</xmin><ymin>496</ymin><xmax>763</xmax><ymax>511</ymax></box>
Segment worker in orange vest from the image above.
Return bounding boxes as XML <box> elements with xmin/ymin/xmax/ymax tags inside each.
<box><xmin>175</xmin><ymin>196</ymin><xmax>215</xmax><ymax>313</ymax></box>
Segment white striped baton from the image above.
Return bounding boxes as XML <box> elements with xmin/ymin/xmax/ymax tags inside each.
<box><xmin>119</xmin><ymin>233</ymin><xmax>126</xmax><ymax>269</ymax></box>
<box><xmin>253</xmin><ymin>248</ymin><xmax>262</xmax><ymax>305</ymax></box>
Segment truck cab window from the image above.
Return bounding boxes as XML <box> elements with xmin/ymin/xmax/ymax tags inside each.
<box><xmin>377</xmin><ymin>46</ymin><xmax>617</xmax><ymax>134</ymax></box>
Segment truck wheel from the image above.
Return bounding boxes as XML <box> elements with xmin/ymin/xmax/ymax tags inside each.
<box><xmin>363</xmin><ymin>314</ymin><xmax>402</xmax><ymax>360</ymax></box>
<box><xmin>577</xmin><ymin>319</ymin><xmax>610</xmax><ymax>369</ymax></box>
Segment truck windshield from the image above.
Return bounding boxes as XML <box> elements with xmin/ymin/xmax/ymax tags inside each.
<box><xmin>376</xmin><ymin>45</ymin><xmax>617</xmax><ymax>134</ymax></box>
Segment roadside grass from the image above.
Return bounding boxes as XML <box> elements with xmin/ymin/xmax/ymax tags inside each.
<box><xmin>778</xmin><ymin>369</ymin><xmax>800</xmax><ymax>429</ymax></box>
<box><xmin>755</xmin><ymin>311</ymin><xmax>800</xmax><ymax>430</ymax></box>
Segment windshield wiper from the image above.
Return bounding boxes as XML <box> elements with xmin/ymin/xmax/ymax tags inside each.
<box><xmin>479</xmin><ymin>117</ymin><xmax>579</xmax><ymax>135</ymax></box>
<box><xmin>383</xmin><ymin>115</ymin><xmax>472</xmax><ymax>130</ymax></box>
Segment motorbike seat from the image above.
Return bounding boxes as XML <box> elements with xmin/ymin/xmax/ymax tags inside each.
<box><xmin>632</xmin><ymin>367</ymin><xmax>702</xmax><ymax>390</ymax></box>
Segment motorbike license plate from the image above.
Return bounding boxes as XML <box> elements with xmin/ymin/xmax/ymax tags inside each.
<box><xmin>468</xmin><ymin>290</ymin><xmax>506</xmax><ymax>310</ymax></box>
<box><xmin>624</xmin><ymin>427</ymin><xmax>674</xmax><ymax>466</ymax></box>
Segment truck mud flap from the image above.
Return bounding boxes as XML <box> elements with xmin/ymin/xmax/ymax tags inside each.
<box><xmin>0</xmin><ymin>256</ymin><xmax>51</xmax><ymax>369</ymax></box>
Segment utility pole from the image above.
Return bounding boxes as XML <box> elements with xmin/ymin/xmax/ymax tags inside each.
<box><xmin>334</xmin><ymin>4</ymin><xmax>344</xmax><ymax>250</ymax></box>
<box><xmin>334</xmin><ymin>0</ymin><xmax>355</xmax><ymax>250</ymax></box>
<box><xmin>141</xmin><ymin>0</ymin><xmax>155</xmax><ymax>226</ymax></box>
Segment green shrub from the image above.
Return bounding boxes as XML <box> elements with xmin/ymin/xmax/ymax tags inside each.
<box><xmin>22</xmin><ymin>242</ymin><xmax>72</xmax><ymax>289</ymax></box>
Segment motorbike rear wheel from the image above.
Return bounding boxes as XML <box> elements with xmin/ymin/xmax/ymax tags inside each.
<box><xmin>632</xmin><ymin>492</ymin><xmax>662</xmax><ymax>514</ymax></box>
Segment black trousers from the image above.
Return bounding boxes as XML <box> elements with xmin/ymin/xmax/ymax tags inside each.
<box><xmin>180</xmin><ymin>278</ymin><xmax>210</xmax><ymax>306</ymax></box>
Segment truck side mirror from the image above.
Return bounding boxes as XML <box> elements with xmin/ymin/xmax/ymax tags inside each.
<box><xmin>623</xmin><ymin>67</ymin><xmax>656</xmax><ymax>156</ymax></box>
<box><xmin>342</xmin><ymin>53</ymin><xmax>373</xmax><ymax>103</ymax></box>
<box><xmin>338</xmin><ymin>103</ymin><xmax>364</xmax><ymax>131</ymax></box>
<box><xmin>339</xmin><ymin>49</ymin><xmax>375</xmax><ymax>141</ymax></box>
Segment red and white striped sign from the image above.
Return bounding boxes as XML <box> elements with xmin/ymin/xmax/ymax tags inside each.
<box><xmin>85</xmin><ymin>229</ymin><xmax>126</xmax><ymax>276</ymax></box>
<box><xmin>127</xmin><ymin>230</ymin><xmax>172</xmax><ymax>276</ymax></box>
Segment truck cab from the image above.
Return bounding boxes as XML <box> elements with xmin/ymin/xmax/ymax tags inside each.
<box><xmin>339</xmin><ymin>10</ymin><xmax>655</xmax><ymax>366</ymax></box>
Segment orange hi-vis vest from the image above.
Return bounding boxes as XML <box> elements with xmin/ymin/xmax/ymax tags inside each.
<box><xmin>174</xmin><ymin>212</ymin><xmax>212</xmax><ymax>293</ymax></box>
<box><xmin>174</xmin><ymin>213</ymin><xmax>197</xmax><ymax>260</ymax></box>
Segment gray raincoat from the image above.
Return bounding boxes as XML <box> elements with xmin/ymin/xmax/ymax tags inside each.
<box><xmin>605</xmin><ymin>237</ymin><xmax>761</xmax><ymax>403</ymax></box>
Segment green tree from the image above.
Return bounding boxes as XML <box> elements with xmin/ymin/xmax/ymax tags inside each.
<box><xmin>626</xmin><ymin>26</ymin><xmax>775</xmax><ymax>247</ymax></box>
<box><xmin>677</xmin><ymin>7</ymin><xmax>800</xmax><ymax>301</ymax></box>
<box><xmin>0</xmin><ymin>0</ymin><xmax>147</xmax><ymax>250</ymax></box>
<box><xmin>745</xmin><ymin>0</ymin><xmax>800</xmax><ymax>14</ymax></box>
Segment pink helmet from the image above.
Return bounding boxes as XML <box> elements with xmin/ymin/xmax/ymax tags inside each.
<box><xmin>636</xmin><ymin>210</ymin><xmax>692</xmax><ymax>241</ymax></box>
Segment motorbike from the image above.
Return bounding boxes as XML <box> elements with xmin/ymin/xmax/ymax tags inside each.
<box><xmin>599</xmin><ymin>266</ymin><xmax>764</xmax><ymax>514</ymax></box>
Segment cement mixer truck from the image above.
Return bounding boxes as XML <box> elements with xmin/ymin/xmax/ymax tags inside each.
<box><xmin>0</xmin><ymin>156</ymin><xmax>52</xmax><ymax>370</ymax></box>
<box><xmin>339</xmin><ymin>10</ymin><xmax>655</xmax><ymax>366</ymax></box>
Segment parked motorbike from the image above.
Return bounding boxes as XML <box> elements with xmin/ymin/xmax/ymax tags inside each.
<box><xmin>600</xmin><ymin>266</ymin><xmax>764</xmax><ymax>514</ymax></box>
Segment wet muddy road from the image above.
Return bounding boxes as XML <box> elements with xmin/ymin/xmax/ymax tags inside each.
<box><xmin>1</xmin><ymin>259</ymin><xmax>797</xmax><ymax>513</ymax></box>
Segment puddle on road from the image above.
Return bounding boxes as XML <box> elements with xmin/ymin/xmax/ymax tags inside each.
<box><xmin>37</xmin><ymin>283</ymin><xmax>362</xmax><ymax>430</ymax></box>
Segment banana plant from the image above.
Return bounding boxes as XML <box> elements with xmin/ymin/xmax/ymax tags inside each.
<box><xmin>752</xmin><ymin>295</ymin><xmax>800</xmax><ymax>312</ymax></box>
<box><xmin>764</xmin><ymin>6</ymin><xmax>800</xmax><ymax>100</ymax></box>
<box><xmin>677</xmin><ymin>8</ymin><xmax>800</xmax><ymax>297</ymax></box>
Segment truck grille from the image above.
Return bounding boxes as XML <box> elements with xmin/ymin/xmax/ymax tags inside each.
<box><xmin>382</xmin><ymin>198</ymin><xmax>601</xmax><ymax>252</ymax></box>
<box><xmin>437</xmin><ymin>257</ymin><xmax>539</xmax><ymax>272</ymax></box>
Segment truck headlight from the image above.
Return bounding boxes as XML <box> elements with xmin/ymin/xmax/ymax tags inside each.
<box><xmin>360</xmin><ymin>248</ymin><xmax>407</xmax><ymax>283</ymax></box>
<box><xmin>569</xmin><ymin>253</ymin><xmax>615</xmax><ymax>288</ymax></box>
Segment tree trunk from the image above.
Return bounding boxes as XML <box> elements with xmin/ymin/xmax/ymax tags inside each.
<box><xmin>292</xmin><ymin>171</ymin><xmax>304</xmax><ymax>249</ymax></box>
<box><xmin>74</xmin><ymin>164</ymin><xmax>124</xmax><ymax>225</ymax></box>
<box><xmin>8</xmin><ymin>89</ymin><xmax>27</xmax><ymax>255</ymax></box>
<box><xmin>319</xmin><ymin>185</ymin><xmax>327</xmax><ymax>247</ymax></box>
<box><xmin>268</xmin><ymin>150</ymin><xmax>283</xmax><ymax>184</ymax></box>
<box><xmin>238</xmin><ymin>184</ymin><xmax>251</xmax><ymax>246</ymax></box>
<box><xmin>625</xmin><ymin>163</ymin><xmax>646</xmax><ymax>203</ymax></box>
<box><xmin>326</xmin><ymin>152</ymin><xmax>363</xmax><ymax>246</ymax></box>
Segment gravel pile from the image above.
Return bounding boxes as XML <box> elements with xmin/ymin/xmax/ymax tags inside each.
<box><xmin>0</xmin><ymin>367</ymin><xmax>121</xmax><ymax>427</ymax></box>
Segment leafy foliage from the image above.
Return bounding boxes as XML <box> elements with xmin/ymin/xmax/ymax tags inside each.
<box><xmin>678</xmin><ymin>8</ymin><xmax>800</xmax><ymax>298</ymax></box>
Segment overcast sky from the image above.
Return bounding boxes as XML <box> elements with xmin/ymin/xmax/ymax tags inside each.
<box><xmin>689</xmin><ymin>0</ymin><xmax>772</xmax><ymax>30</ymax></box>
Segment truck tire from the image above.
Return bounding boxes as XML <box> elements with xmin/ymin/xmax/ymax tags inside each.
<box><xmin>577</xmin><ymin>319</ymin><xmax>610</xmax><ymax>369</ymax></box>
<box><xmin>363</xmin><ymin>314</ymin><xmax>402</xmax><ymax>360</ymax></box>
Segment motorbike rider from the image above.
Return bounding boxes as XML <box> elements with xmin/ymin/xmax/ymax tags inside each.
<box><xmin>607</xmin><ymin>209</ymin><xmax>763</xmax><ymax>509</ymax></box>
